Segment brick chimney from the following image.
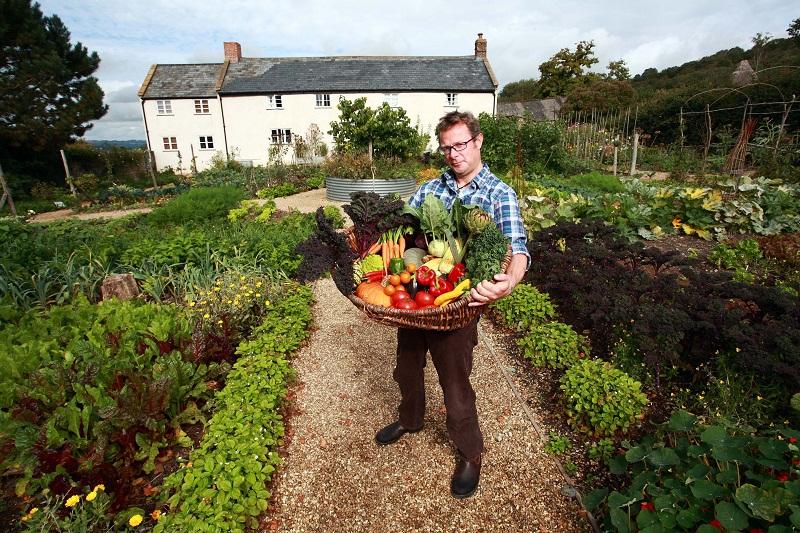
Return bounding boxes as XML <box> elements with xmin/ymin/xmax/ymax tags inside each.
<box><xmin>474</xmin><ymin>33</ymin><xmax>487</xmax><ymax>59</ymax></box>
<box><xmin>224</xmin><ymin>42</ymin><xmax>242</xmax><ymax>63</ymax></box>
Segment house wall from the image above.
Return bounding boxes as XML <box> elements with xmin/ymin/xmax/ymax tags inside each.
<box><xmin>143</xmin><ymin>98</ymin><xmax>226</xmax><ymax>173</ymax></box>
<box><xmin>145</xmin><ymin>91</ymin><xmax>495</xmax><ymax>171</ymax></box>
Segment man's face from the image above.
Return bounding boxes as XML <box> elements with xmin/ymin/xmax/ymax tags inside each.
<box><xmin>439</xmin><ymin>123</ymin><xmax>483</xmax><ymax>180</ymax></box>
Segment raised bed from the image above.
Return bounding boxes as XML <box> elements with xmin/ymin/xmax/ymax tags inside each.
<box><xmin>325</xmin><ymin>176</ymin><xmax>417</xmax><ymax>201</ymax></box>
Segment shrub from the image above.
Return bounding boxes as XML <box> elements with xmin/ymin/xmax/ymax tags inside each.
<box><xmin>560</xmin><ymin>358</ymin><xmax>648</xmax><ymax>436</ymax></box>
<box><xmin>491</xmin><ymin>283</ymin><xmax>556</xmax><ymax>331</ymax></box>
<box><xmin>589</xmin><ymin>410</ymin><xmax>800</xmax><ymax>532</ymax></box>
<box><xmin>565</xmin><ymin>171</ymin><xmax>625</xmax><ymax>193</ymax></box>
<box><xmin>517</xmin><ymin>322</ymin><xmax>588</xmax><ymax>369</ymax></box>
<box><xmin>145</xmin><ymin>187</ymin><xmax>245</xmax><ymax>227</ymax></box>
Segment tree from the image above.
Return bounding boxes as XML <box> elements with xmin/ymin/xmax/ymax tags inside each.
<box><xmin>788</xmin><ymin>18</ymin><xmax>800</xmax><ymax>44</ymax></box>
<box><xmin>328</xmin><ymin>97</ymin><xmax>428</xmax><ymax>159</ymax></box>
<box><xmin>0</xmin><ymin>0</ymin><xmax>107</xmax><ymax>180</ymax></box>
<box><xmin>498</xmin><ymin>79</ymin><xmax>539</xmax><ymax>102</ymax></box>
<box><xmin>536</xmin><ymin>40</ymin><xmax>599</xmax><ymax>98</ymax></box>
<box><xmin>751</xmin><ymin>32</ymin><xmax>773</xmax><ymax>71</ymax></box>
<box><xmin>605</xmin><ymin>60</ymin><xmax>630</xmax><ymax>81</ymax></box>
<box><xmin>562</xmin><ymin>80</ymin><xmax>636</xmax><ymax>114</ymax></box>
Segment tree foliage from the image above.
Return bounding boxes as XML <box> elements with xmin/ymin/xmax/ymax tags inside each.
<box><xmin>327</xmin><ymin>97</ymin><xmax>428</xmax><ymax>159</ymax></box>
<box><xmin>789</xmin><ymin>18</ymin><xmax>800</xmax><ymax>43</ymax></box>
<box><xmin>562</xmin><ymin>80</ymin><xmax>636</xmax><ymax>115</ymax></box>
<box><xmin>536</xmin><ymin>40</ymin><xmax>599</xmax><ymax>98</ymax></box>
<box><xmin>605</xmin><ymin>60</ymin><xmax>630</xmax><ymax>81</ymax></box>
<box><xmin>498</xmin><ymin>78</ymin><xmax>539</xmax><ymax>102</ymax></box>
<box><xmin>0</xmin><ymin>0</ymin><xmax>107</xmax><ymax>181</ymax></box>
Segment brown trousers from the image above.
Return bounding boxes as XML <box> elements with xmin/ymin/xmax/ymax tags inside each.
<box><xmin>393</xmin><ymin>317</ymin><xmax>483</xmax><ymax>460</ymax></box>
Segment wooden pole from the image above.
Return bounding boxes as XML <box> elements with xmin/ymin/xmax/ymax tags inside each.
<box><xmin>613</xmin><ymin>136</ymin><xmax>619</xmax><ymax>176</ymax></box>
<box><xmin>774</xmin><ymin>96</ymin><xmax>795</xmax><ymax>161</ymax></box>
<box><xmin>0</xmin><ymin>160</ymin><xmax>17</xmax><ymax>216</ymax></box>
<box><xmin>60</xmin><ymin>149</ymin><xmax>77</xmax><ymax>197</ymax></box>
<box><xmin>630</xmin><ymin>132</ymin><xmax>639</xmax><ymax>176</ymax></box>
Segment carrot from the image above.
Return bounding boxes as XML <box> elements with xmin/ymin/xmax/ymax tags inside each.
<box><xmin>398</xmin><ymin>235</ymin><xmax>406</xmax><ymax>257</ymax></box>
<box><xmin>382</xmin><ymin>241</ymin><xmax>390</xmax><ymax>271</ymax></box>
<box><xmin>367</xmin><ymin>239</ymin><xmax>382</xmax><ymax>255</ymax></box>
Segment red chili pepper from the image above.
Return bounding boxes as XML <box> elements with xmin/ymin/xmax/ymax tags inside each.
<box><xmin>363</xmin><ymin>270</ymin><xmax>385</xmax><ymax>282</ymax></box>
<box><xmin>447</xmin><ymin>263</ymin><xmax>466</xmax><ymax>284</ymax></box>
<box><xmin>416</xmin><ymin>266</ymin><xmax>435</xmax><ymax>286</ymax></box>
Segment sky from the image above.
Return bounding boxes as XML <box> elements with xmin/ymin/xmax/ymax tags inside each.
<box><xmin>36</xmin><ymin>0</ymin><xmax>797</xmax><ymax>140</ymax></box>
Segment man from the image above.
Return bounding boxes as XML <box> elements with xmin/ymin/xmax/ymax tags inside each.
<box><xmin>375</xmin><ymin>110</ymin><xmax>530</xmax><ymax>498</ymax></box>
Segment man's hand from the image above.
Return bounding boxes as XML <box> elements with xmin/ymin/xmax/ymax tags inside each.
<box><xmin>467</xmin><ymin>253</ymin><xmax>528</xmax><ymax>307</ymax></box>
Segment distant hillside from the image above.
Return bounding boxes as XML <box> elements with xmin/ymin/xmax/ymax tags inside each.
<box><xmin>631</xmin><ymin>37</ymin><xmax>800</xmax><ymax>96</ymax></box>
<box><xmin>87</xmin><ymin>140</ymin><xmax>147</xmax><ymax>149</ymax></box>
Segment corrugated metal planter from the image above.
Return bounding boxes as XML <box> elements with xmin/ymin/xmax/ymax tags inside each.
<box><xmin>326</xmin><ymin>176</ymin><xmax>417</xmax><ymax>201</ymax></box>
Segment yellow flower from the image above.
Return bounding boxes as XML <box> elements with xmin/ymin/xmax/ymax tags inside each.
<box><xmin>255</xmin><ymin>293</ymin><xmax>261</xmax><ymax>298</ymax></box>
<box><xmin>255</xmin><ymin>281</ymin><xmax>263</xmax><ymax>288</ymax></box>
<box><xmin>66</xmin><ymin>494</ymin><xmax>81</xmax><ymax>507</ymax></box>
<box><xmin>129</xmin><ymin>514</ymin><xmax>143</xmax><ymax>527</ymax></box>
<box><xmin>86</xmin><ymin>490</ymin><xmax>97</xmax><ymax>501</ymax></box>
<box><xmin>265</xmin><ymin>300</ymin><xmax>270</xmax><ymax>306</ymax></box>
<box><xmin>94</xmin><ymin>484</ymin><xmax>105</xmax><ymax>492</ymax></box>
<box><xmin>188</xmin><ymin>301</ymin><xmax>196</xmax><ymax>307</ymax></box>
<box><xmin>671</xmin><ymin>217</ymin><xmax>682</xmax><ymax>228</ymax></box>
<box><xmin>151</xmin><ymin>510</ymin><xmax>162</xmax><ymax>520</ymax></box>
<box><xmin>203</xmin><ymin>313</ymin><xmax>210</xmax><ymax>319</ymax></box>
<box><xmin>29</xmin><ymin>508</ymin><xmax>38</xmax><ymax>516</ymax></box>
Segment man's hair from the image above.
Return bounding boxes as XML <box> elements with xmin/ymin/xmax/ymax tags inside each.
<box><xmin>436</xmin><ymin>111</ymin><xmax>481</xmax><ymax>139</ymax></box>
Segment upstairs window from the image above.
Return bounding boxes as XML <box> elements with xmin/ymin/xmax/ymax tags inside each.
<box><xmin>271</xmin><ymin>129</ymin><xmax>292</xmax><ymax>144</ymax></box>
<box><xmin>162</xmin><ymin>136</ymin><xmax>177</xmax><ymax>150</ymax></box>
<box><xmin>315</xmin><ymin>94</ymin><xmax>331</xmax><ymax>108</ymax></box>
<box><xmin>199</xmin><ymin>136</ymin><xmax>214</xmax><ymax>149</ymax></box>
<box><xmin>446</xmin><ymin>93</ymin><xmax>459</xmax><ymax>106</ymax></box>
<box><xmin>157</xmin><ymin>100</ymin><xmax>173</xmax><ymax>115</ymax></box>
<box><xmin>194</xmin><ymin>99</ymin><xmax>210</xmax><ymax>114</ymax></box>
<box><xmin>383</xmin><ymin>93</ymin><xmax>399</xmax><ymax>108</ymax></box>
<box><xmin>266</xmin><ymin>95</ymin><xmax>283</xmax><ymax>109</ymax></box>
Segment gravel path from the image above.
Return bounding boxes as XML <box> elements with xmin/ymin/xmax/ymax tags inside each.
<box><xmin>264</xmin><ymin>278</ymin><xmax>587</xmax><ymax>532</ymax></box>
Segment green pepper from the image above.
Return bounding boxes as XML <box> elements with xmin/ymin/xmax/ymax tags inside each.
<box><xmin>389</xmin><ymin>257</ymin><xmax>406</xmax><ymax>275</ymax></box>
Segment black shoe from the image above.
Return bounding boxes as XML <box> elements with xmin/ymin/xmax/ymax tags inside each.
<box><xmin>375</xmin><ymin>421</ymin><xmax>421</xmax><ymax>446</ymax></box>
<box><xmin>451</xmin><ymin>455</ymin><xmax>481</xmax><ymax>499</ymax></box>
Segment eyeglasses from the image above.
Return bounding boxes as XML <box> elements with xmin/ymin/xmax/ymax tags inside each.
<box><xmin>437</xmin><ymin>135</ymin><xmax>478</xmax><ymax>155</ymax></box>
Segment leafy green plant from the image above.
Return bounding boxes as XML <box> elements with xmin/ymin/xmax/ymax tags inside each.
<box><xmin>517</xmin><ymin>322</ymin><xmax>588</xmax><ymax>369</ymax></box>
<box><xmin>19</xmin><ymin>486</ymin><xmax>116</xmax><ymax>532</ymax></box>
<box><xmin>256</xmin><ymin>183</ymin><xmax>297</xmax><ymax>198</ymax></box>
<box><xmin>145</xmin><ymin>186</ymin><xmax>245</xmax><ymax>227</ymax></box>
<box><xmin>708</xmin><ymin>238</ymin><xmax>763</xmax><ymax>282</ymax></box>
<box><xmin>588</xmin><ymin>410</ymin><xmax>800</xmax><ymax>532</ymax></box>
<box><xmin>588</xmin><ymin>438</ymin><xmax>615</xmax><ymax>464</ymax></box>
<box><xmin>155</xmin><ymin>283</ymin><xmax>313</xmax><ymax>532</ymax></box>
<box><xmin>560</xmin><ymin>358</ymin><xmax>648</xmax><ymax>436</ymax></box>
<box><xmin>544</xmin><ymin>432</ymin><xmax>573</xmax><ymax>455</ymax></box>
<box><xmin>491</xmin><ymin>283</ymin><xmax>556</xmax><ymax>331</ymax></box>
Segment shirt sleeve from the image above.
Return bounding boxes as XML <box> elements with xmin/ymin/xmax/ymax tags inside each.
<box><xmin>491</xmin><ymin>187</ymin><xmax>531</xmax><ymax>270</ymax></box>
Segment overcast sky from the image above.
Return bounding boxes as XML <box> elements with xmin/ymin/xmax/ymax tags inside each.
<box><xmin>37</xmin><ymin>0</ymin><xmax>796</xmax><ymax>140</ymax></box>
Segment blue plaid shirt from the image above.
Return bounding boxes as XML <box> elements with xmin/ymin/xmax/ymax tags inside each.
<box><xmin>408</xmin><ymin>164</ymin><xmax>530</xmax><ymax>267</ymax></box>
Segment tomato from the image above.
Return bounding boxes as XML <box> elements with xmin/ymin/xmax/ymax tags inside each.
<box><xmin>405</xmin><ymin>263</ymin><xmax>417</xmax><ymax>274</ymax></box>
<box><xmin>414</xmin><ymin>291</ymin><xmax>434</xmax><ymax>307</ymax></box>
<box><xmin>399</xmin><ymin>271</ymin><xmax>412</xmax><ymax>284</ymax></box>
<box><xmin>390</xmin><ymin>291</ymin><xmax>411</xmax><ymax>305</ymax></box>
<box><xmin>394</xmin><ymin>299</ymin><xmax>418</xmax><ymax>310</ymax></box>
<box><xmin>389</xmin><ymin>274</ymin><xmax>402</xmax><ymax>286</ymax></box>
<box><xmin>395</xmin><ymin>284</ymin><xmax>407</xmax><ymax>292</ymax></box>
<box><xmin>383</xmin><ymin>284</ymin><xmax>397</xmax><ymax>296</ymax></box>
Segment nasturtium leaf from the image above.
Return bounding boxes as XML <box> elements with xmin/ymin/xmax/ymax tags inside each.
<box><xmin>690</xmin><ymin>480</ymin><xmax>727</xmax><ymax>500</ymax></box>
<box><xmin>715</xmin><ymin>467</ymin><xmax>739</xmax><ymax>485</ymax></box>
<box><xmin>687</xmin><ymin>463</ymin><xmax>711</xmax><ymax>481</ymax></box>
<box><xmin>583</xmin><ymin>488</ymin><xmax>608</xmax><ymax>511</ymax></box>
<box><xmin>712</xmin><ymin>445</ymin><xmax>748</xmax><ymax>463</ymax></box>
<box><xmin>700</xmin><ymin>426</ymin><xmax>728</xmax><ymax>446</ymax></box>
<box><xmin>688</xmin><ymin>444</ymin><xmax>709</xmax><ymax>458</ymax></box>
<box><xmin>637</xmin><ymin>509</ymin><xmax>658</xmax><ymax>528</ymax></box>
<box><xmin>696</xmin><ymin>526</ymin><xmax>723</xmax><ymax>533</ymax></box>
<box><xmin>757</xmin><ymin>438</ymin><xmax>788</xmax><ymax>460</ymax></box>
<box><xmin>736</xmin><ymin>483</ymin><xmax>780</xmax><ymax>521</ymax></box>
<box><xmin>715</xmin><ymin>501</ymin><xmax>749</xmax><ymax>530</ymax></box>
<box><xmin>626</xmin><ymin>446</ymin><xmax>648</xmax><ymax>463</ymax></box>
<box><xmin>647</xmin><ymin>448</ymin><xmax>681</xmax><ymax>467</ymax></box>
<box><xmin>668</xmin><ymin>409</ymin><xmax>697</xmax><ymax>431</ymax></box>
<box><xmin>676</xmin><ymin>508</ymin><xmax>702</xmax><ymax>529</ymax></box>
<box><xmin>610</xmin><ymin>508</ymin><xmax>630</xmax><ymax>533</ymax></box>
<box><xmin>609</xmin><ymin>455</ymin><xmax>628</xmax><ymax>475</ymax></box>
<box><xmin>654</xmin><ymin>494</ymin><xmax>675</xmax><ymax>511</ymax></box>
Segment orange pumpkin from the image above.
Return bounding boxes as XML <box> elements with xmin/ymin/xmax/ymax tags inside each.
<box><xmin>355</xmin><ymin>282</ymin><xmax>392</xmax><ymax>307</ymax></box>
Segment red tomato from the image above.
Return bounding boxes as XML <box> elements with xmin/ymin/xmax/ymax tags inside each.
<box><xmin>390</xmin><ymin>291</ymin><xmax>411</xmax><ymax>305</ymax></box>
<box><xmin>394</xmin><ymin>299</ymin><xmax>418</xmax><ymax>310</ymax></box>
<box><xmin>414</xmin><ymin>291</ymin><xmax>434</xmax><ymax>307</ymax></box>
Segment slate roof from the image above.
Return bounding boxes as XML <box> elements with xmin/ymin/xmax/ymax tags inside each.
<box><xmin>497</xmin><ymin>97</ymin><xmax>566</xmax><ymax>121</ymax></box>
<box><xmin>141</xmin><ymin>64</ymin><xmax>222</xmax><ymax>99</ymax></box>
<box><xmin>140</xmin><ymin>56</ymin><xmax>496</xmax><ymax>98</ymax></box>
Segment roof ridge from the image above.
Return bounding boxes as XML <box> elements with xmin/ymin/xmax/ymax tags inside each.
<box><xmin>238</xmin><ymin>55</ymin><xmax>477</xmax><ymax>61</ymax></box>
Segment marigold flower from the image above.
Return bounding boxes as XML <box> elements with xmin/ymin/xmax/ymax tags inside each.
<box><xmin>65</xmin><ymin>494</ymin><xmax>81</xmax><ymax>507</ymax></box>
<box><xmin>94</xmin><ymin>484</ymin><xmax>105</xmax><ymax>492</ymax></box>
<box><xmin>129</xmin><ymin>514</ymin><xmax>143</xmax><ymax>526</ymax></box>
<box><xmin>86</xmin><ymin>490</ymin><xmax>97</xmax><ymax>501</ymax></box>
<box><xmin>151</xmin><ymin>510</ymin><xmax>161</xmax><ymax>520</ymax></box>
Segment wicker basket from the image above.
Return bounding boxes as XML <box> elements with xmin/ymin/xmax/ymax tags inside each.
<box><xmin>342</xmin><ymin>227</ymin><xmax>512</xmax><ymax>331</ymax></box>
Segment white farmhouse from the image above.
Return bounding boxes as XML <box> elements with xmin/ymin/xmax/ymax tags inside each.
<box><xmin>137</xmin><ymin>34</ymin><xmax>498</xmax><ymax>172</ymax></box>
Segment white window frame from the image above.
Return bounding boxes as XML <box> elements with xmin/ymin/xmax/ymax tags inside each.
<box><xmin>194</xmin><ymin>99</ymin><xmax>210</xmax><ymax>114</ymax></box>
<box><xmin>266</xmin><ymin>94</ymin><xmax>283</xmax><ymax>109</ymax></box>
<box><xmin>383</xmin><ymin>93</ymin><xmax>399</xmax><ymax>108</ymax></box>
<box><xmin>270</xmin><ymin>129</ymin><xmax>292</xmax><ymax>144</ymax></box>
<box><xmin>199</xmin><ymin>136</ymin><xmax>214</xmax><ymax>150</ymax></box>
<box><xmin>446</xmin><ymin>93</ymin><xmax>459</xmax><ymax>106</ymax></box>
<box><xmin>315</xmin><ymin>94</ymin><xmax>331</xmax><ymax>108</ymax></box>
<box><xmin>157</xmin><ymin>100</ymin><xmax>173</xmax><ymax>115</ymax></box>
<box><xmin>162</xmin><ymin>136</ymin><xmax>178</xmax><ymax>150</ymax></box>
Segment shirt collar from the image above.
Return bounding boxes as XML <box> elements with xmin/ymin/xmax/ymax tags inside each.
<box><xmin>444</xmin><ymin>163</ymin><xmax>490</xmax><ymax>194</ymax></box>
